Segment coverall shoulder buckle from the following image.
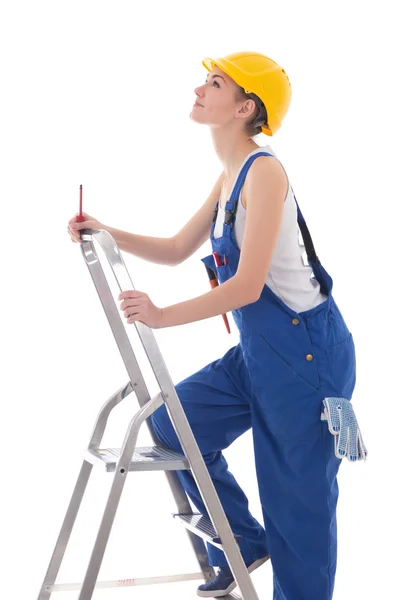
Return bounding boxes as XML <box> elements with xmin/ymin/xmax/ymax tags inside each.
<box><xmin>224</xmin><ymin>209</ymin><xmax>235</xmax><ymax>226</ymax></box>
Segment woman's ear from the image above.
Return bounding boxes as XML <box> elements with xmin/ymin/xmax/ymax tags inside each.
<box><xmin>238</xmin><ymin>99</ymin><xmax>256</xmax><ymax>118</ymax></box>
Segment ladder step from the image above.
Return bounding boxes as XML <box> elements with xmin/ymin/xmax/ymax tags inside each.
<box><xmin>173</xmin><ymin>513</ymin><xmax>242</xmax><ymax>550</ymax></box>
<box><xmin>84</xmin><ymin>446</ymin><xmax>189</xmax><ymax>472</ymax></box>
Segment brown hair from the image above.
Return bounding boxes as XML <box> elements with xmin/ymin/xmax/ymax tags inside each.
<box><xmin>235</xmin><ymin>85</ymin><xmax>271</xmax><ymax>137</ymax></box>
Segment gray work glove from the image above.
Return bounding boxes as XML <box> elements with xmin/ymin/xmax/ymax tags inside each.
<box><xmin>321</xmin><ymin>397</ymin><xmax>368</xmax><ymax>462</ymax></box>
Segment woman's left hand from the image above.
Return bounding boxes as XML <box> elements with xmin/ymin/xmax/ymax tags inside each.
<box><xmin>118</xmin><ymin>290</ymin><xmax>163</xmax><ymax>329</ymax></box>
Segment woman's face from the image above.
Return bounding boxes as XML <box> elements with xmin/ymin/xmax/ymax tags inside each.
<box><xmin>190</xmin><ymin>66</ymin><xmax>243</xmax><ymax>129</ymax></box>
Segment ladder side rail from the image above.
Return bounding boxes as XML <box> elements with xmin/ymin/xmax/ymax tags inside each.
<box><xmin>78</xmin><ymin>231</ymin><xmax>215</xmax><ymax>582</ymax></box>
<box><xmin>164</xmin><ymin>470</ymin><xmax>215</xmax><ymax>580</ymax></box>
<box><xmin>37</xmin><ymin>382</ymin><xmax>132</xmax><ymax>599</ymax></box>
<box><xmin>161</xmin><ymin>394</ymin><xmax>259</xmax><ymax>600</ymax></box>
<box><xmin>78</xmin><ymin>231</ymin><xmax>206</xmax><ymax>502</ymax></box>
<box><xmin>77</xmin><ymin>392</ymin><xmax>165</xmax><ymax>599</ymax></box>
<box><xmin>82</xmin><ymin>230</ymin><xmax>259</xmax><ymax>600</ymax></box>
<box><xmin>77</xmin><ymin>233</ymin><xmax>214</xmax><ymax>589</ymax></box>
<box><xmin>88</xmin><ymin>382</ymin><xmax>133</xmax><ymax>450</ymax></box>
<box><xmin>37</xmin><ymin>461</ymin><xmax>93</xmax><ymax>600</ymax></box>
<box><xmin>80</xmin><ymin>231</ymin><xmax>153</xmax><ymax>411</ymax></box>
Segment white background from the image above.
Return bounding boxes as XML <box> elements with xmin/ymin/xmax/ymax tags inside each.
<box><xmin>1</xmin><ymin>1</ymin><xmax>399</xmax><ymax>599</ymax></box>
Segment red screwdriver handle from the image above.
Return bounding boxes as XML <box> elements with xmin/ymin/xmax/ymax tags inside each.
<box><xmin>204</xmin><ymin>262</ymin><xmax>231</xmax><ymax>334</ymax></box>
<box><xmin>76</xmin><ymin>184</ymin><xmax>85</xmax><ymax>222</ymax></box>
<box><xmin>213</xmin><ymin>251</ymin><xmax>223</xmax><ymax>267</ymax></box>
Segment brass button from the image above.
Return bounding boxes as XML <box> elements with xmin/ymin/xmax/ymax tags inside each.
<box><xmin>306</xmin><ymin>354</ymin><xmax>314</xmax><ymax>361</ymax></box>
<box><xmin>292</xmin><ymin>318</ymin><xmax>300</xmax><ymax>325</ymax></box>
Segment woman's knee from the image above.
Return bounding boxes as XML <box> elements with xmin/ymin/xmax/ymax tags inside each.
<box><xmin>151</xmin><ymin>405</ymin><xmax>182</xmax><ymax>453</ymax></box>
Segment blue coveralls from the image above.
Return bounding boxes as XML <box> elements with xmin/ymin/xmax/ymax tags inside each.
<box><xmin>152</xmin><ymin>152</ymin><xmax>356</xmax><ymax>600</ymax></box>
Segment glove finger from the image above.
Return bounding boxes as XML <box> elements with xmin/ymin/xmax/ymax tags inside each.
<box><xmin>333</xmin><ymin>436</ymin><xmax>343</xmax><ymax>460</ymax></box>
<box><xmin>336</xmin><ymin>426</ymin><xmax>349</xmax><ymax>459</ymax></box>
<box><xmin>348</xmin><ymin>421</ymin><xmax>359</xmax><ymax>462</ymax></box>
<box><xmin>331</xmin><ymin>406</ymin><xmax>341</xmax><ymax>432</ymax></box>
<box><xmin>357</xmin><ymin>430</ymin><xmax>368</xmax><ymax>460</ymax></box>
<box><xmin>325</xmin><ymin>403</ymin><xmax>340</xmax><ymax>435</ymax></box>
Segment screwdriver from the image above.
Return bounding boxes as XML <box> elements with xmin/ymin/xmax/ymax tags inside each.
<box><xmin>204</xmin><ymin>264</ymin><xmax>231</xmax><ymax>334</ymax></box>
<box><xmin>76</xmin><ymin>184</ymin><xmax>85</xmax><ymax>222</ymax></box>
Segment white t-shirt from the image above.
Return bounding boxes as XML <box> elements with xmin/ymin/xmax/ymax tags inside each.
<box><xmin>213</xmin><ymin>145</ymin><xmax>328</xmax><ymax>313</ymax></box>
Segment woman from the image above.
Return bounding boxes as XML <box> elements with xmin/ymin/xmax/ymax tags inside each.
<box><xmin>68</xmin><ymin>52</ymin><xmax>366</xmax><ymax>600</ymax></box>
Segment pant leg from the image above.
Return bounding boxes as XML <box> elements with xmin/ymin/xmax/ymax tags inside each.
<box><xmin>151</xmin><ymin>344</ymin><xmax>269</xmax><ymax>566</ymax></box>
<box><xmin>243</xmin><ymin>306</ymin><xmax>356</xmax><ymax>600</ymax></box>
<box><xmin>252</xmin><ymin>397</ymin><xmax>341</xmax><ymax>600</ymax></box>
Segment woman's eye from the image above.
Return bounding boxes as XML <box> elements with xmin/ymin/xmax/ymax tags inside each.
<box><xmin>212</xmin><ymin>80</ymin><xmax>220</xmax><ymax>87</ymax></box>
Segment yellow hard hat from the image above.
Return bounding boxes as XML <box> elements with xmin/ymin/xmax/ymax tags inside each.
<box><xmin>202</xmin><ymin>52</ymin><xmax>292</xmax><ymax>136</ymax></box>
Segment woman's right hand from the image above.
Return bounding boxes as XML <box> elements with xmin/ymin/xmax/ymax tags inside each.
<box><xmin>67</xmin><ymin>212</ymin><xmax>106</xmax><ymax>244</ymax></box>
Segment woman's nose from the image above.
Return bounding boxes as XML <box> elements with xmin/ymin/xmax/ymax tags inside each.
<box><xmin>194</xmin><ymin>84</ymin><xmax>205</xmax><ymax>96</ymax></box>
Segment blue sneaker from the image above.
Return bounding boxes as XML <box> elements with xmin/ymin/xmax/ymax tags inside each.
<box><xmin>197</xmin><ymin>556</ymin><xmax>268</xmax><ymax>597</ymax></box>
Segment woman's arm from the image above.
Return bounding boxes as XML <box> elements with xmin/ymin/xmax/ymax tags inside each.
<box><xmin>160</xmin><ymin>274</ymin><xmax>257</xmax><ymax>328</ymax></box>
<box><xmin>172</xmin><ymin>171</ymin><xmax>225</xmax><ymax>264</ymax></box>
<box><xmin>107</xmin><ymin>227</ymin><xmax>179</xmax><ymax>266</ymax></box>
<box><xmin>234</xmin><ymin>156</ymin><xmax>288</xmax><ymax>297</ymax></box>
<box><xmin>159</xmin><ymin>157</ymin><xmax>288</xmax><ymax>328</ymax></box>
<box><xmin>106</xmin><ymin>173</ymin><xmax>224</xmax><ymax>267</ymax></box>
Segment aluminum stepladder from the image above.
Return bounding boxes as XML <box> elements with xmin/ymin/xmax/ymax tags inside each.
<box><xmin>37</xmin><ymin>228</ymin><xmax>262</xmax><ymax>600</ymax></box>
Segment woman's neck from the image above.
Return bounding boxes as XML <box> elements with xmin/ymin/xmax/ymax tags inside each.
<box><xmin>210</xmin><ymin>127</ymin><xmax>260</xmax><ymax>181</ymax></box>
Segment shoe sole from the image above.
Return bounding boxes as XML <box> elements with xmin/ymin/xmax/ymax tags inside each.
<box><xmin>197</xmin><ymin>555</ymin><xmax>269</xmax><ymax>598</ymax></box>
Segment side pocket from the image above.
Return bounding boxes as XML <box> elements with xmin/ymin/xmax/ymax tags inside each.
<box><xmin>326</xmin><ymin>333</ymin><xmax>356</xmax><ymax>399</ymax></box>
<box><xmin>200</xmin><ymin>253</ymin><xmax>216</xmax><ymax>271</ymax></box>
<box><xmin>259</xmin><ymin>332</ymin><xmax>321</xmax><ymax>392</ymax></box>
